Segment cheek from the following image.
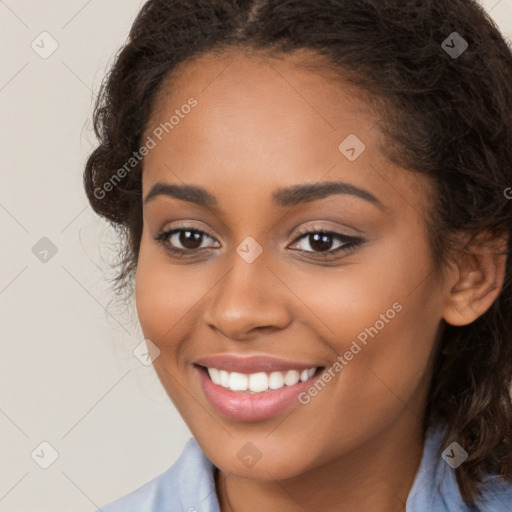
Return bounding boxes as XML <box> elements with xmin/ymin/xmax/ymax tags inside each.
<box><xmin>286</xmin><ymin>224</ymin><xmax>437</xmax><ymax>344</ymax></box>
<box><xmin>134</xmin><ymin>235</ymin><xmax>206</xmax><ymax>347</ymax></box>
<box><xmin>285</xmin><ymin>228</ymin><xmax>442</xmax><ymax>422</ymax></box>
<box><xmin>134</xmin><ymin>241</ymin><xmax>208</xmax><ymax>411</ymax></box>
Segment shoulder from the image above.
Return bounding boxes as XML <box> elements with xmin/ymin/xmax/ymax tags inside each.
<box><xmin>472</xmin><ymin>472</ymin><xmax>512</xmax><ymax>512</ymax></box>
<box><xmin>407</xmin><ymin>423</ymin><xmax>512</xmax><ymax>512</ymax></box>
<box><xmin>94</xmin><ymin>437</ymin><xmax>220</xmax><ymax>512</ymax></box>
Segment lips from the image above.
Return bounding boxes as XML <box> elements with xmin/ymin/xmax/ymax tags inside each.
<box><xmin>193</xmin><ymin>354</ymin><xmax>322</xmax><ymax>374</ymax></box>
<box><xmin>193</xmin><ymin>354</ymin><xmax>325</xmax><ymax>421</ymax></box>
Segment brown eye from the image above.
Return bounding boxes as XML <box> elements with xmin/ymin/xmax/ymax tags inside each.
<box><xmin>153</xmin><ymin>226</ymin><xmax>220</xmax><ymax>256</ymax></box>
<box><xmin>307</xmin><ymin>232</ymin><xmax>335</xmax><ymax>252</ymax></box>
<box><xmin>289</xmin><ymin>229</ymin><xmax>363</xmax><ymax>257</ymax></box>
<box><xmin>179</xmin><ymin>229</ymin><xmax>204</xmax><ymax>250</ymax></box>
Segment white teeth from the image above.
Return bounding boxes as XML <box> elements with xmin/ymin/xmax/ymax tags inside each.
<box><xmin>249</xmin><ymin>372</ymin><xmax>268</xmax><ymax>393</ymax></box>
<box><xmin>206</xmin><ymin>366</ymin><xmax>318</xmax><ymax>393</ymax></box>
<box><xmin>208</xmin><ymin>367</ymin><xmax>221</xmax><ymax>385</ymax></box>
<box><xmin>284</xmin><ymin>370</ymin><xmax>300</xmax><ymax>386</ymax></box>
<box><xmin>229</xmin><ymin>372</ymin><xmax>248</xmax><ymax>391</ymax></box>
<box><xmin>268</xmin><ymin>371</ymin><xmax>284</xmax><ymax>390</ymax></box>
<box><xmin>219</xmin><ymin>370</ymin><xmax>230</xmax><ymax>387</ymax></box>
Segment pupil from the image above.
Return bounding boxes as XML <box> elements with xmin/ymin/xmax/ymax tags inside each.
<box><xmin>310</xmin><ymin>233</ymin><xmax>332</xmax><ymax>252</ymax></box>
<box><xmin>180</xmin><ymin>230</ymin><xmax>202</xmax><ymax>249</ymax></box>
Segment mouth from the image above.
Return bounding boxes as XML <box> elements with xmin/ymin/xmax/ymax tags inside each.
<box><xmin>194</xmin><ymin>364</ymin><xmax>324</xmax><ymax>394</ymax></box>
<box><xmin>193</xmin><ymin>357</ymin><xmax>326</xmax><ymax>422</ymax></box>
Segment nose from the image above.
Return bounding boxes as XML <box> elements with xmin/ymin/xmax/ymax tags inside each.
<box><xmin>203</xmin><ymin>252</ymin><xmax>292</xmax><ymax>341</ymax></box>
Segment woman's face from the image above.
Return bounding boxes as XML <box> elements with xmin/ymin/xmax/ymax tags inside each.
<box><xmin>135</xmin><ymin>49</ymin><xmax>448</xmax><ymax>479</ymax></box>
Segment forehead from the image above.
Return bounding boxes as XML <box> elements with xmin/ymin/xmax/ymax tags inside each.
<box><xmin>147</xmin><ymin>47</ymin><xmax>378</xmax><ymax>137</ymax></box>
<box><xmin>141</xmin><ymin>48</ymin><xmax>432</xmax><ymax>217</ymax></box>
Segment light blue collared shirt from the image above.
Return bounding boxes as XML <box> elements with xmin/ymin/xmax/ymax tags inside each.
<box><xmin>95</xmin><ymin>423</ymin><xmax>512</xmax><ymax>511</ymax></box>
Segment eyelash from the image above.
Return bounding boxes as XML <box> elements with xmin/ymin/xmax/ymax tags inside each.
<box><xmin>153</xmin><ymin>224</ymin><xmax>364</xmax><ymax>260</ymax></box>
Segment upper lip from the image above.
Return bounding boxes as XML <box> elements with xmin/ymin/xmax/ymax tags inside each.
<box><xmin>194</xmin><ymin>355</ymin><xmax>323</xmax><ymax>374</ymax></box>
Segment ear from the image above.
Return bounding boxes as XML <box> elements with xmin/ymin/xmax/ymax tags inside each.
<box><xmin>442</xmin><ymin>230</ymin><xmax>508</xmax><ymax>326</ymax></box>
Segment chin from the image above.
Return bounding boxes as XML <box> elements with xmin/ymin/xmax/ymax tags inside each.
<box><xmin>202</xmin><ymin>436</ymin><xmax>319</xmax><ymax>482</ymax></box>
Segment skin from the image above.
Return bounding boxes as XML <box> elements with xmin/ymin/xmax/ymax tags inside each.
<box><xmin>134</xmin><ymin>48</ymin><xmax>506</xmax><ymax>511</ymax></box>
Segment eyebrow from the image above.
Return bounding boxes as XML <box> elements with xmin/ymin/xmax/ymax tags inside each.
<box><xmin>143</xmin><ymin>181</ymin><xmax>384</xmax><ymax>210</ymax></box>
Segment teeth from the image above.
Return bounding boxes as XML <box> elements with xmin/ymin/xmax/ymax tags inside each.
<box><xmin>229</xmin><ymin>372</ymin><xmax>248</xmax><ymax>391</ymax></box>
<box><xmin>208</xmin><ymin>368</ymin><xmax>221</xmax><ymax>385</ymax></box>
<box><xmin>268</xmin><ymin>371</ymin><xmax>284</xmax><ymax>389</ymax></box>
<box><xmin>219</xmin><ymin>370</ymin><xmax>230</xmax><ymax>387</ymax></box>
<box><xmin>249</xmin><ymin>372</ymin><xmax>268</xmax><ymax>393</ymax></box>
<box><xmin>206</xmin><ymin>366</ymin><xmax>318</xmax><ymax>393</ymax></box>
<box><xmin>284</xmin><ymin>370</ymin><xmax>300</xmax><ymax>386</ymax></box>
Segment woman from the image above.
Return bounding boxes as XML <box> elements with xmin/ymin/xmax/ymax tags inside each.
<box><xmin>84</xmin><ymin>0</ymin><xmax>512</xmax><ymax>510</ymax></box>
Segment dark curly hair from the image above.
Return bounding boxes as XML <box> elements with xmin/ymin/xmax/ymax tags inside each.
<box><xmin>83</xmin><ymin>0</ymin><xmax>512</xmax><ymax>506</ymax></box>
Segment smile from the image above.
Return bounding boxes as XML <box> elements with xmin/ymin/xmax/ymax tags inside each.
<box><xmin>205</xmin><ymin>366</ymin><xmax>319</xmax><ymax>393</ymax></box>
<box><xmin>193</xmin><ymin>355</ymin><xmax>325</xmax><ymax>421</ymax></box>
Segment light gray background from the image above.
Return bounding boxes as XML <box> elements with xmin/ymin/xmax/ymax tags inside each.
<box><xmin>1</xmin><ymin>1</ymin><xmax>511</xmax><ymax>510</ymax></box>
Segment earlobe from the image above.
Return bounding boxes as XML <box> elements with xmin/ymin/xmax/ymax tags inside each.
<box><xmin>442</xmin><ymin>232</ymin><xmax>508</xmax><ymax>327</ymax></box>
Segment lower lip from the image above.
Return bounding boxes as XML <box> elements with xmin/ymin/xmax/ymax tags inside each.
<box><xmin>195</xmin><ymin>365</ymin><xmax>321</xmax><ymax>422</ymax></box>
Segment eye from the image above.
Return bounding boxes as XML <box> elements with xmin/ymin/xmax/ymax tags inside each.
<box><xmin>288</xmin><ymin>227</ymin><xmax>363</xmax><ymax>258</ymax></box>
<box><xmin>153</xmin><ymin>225</ymin><xmax>219</xmax><ymax>256</ymax></box>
